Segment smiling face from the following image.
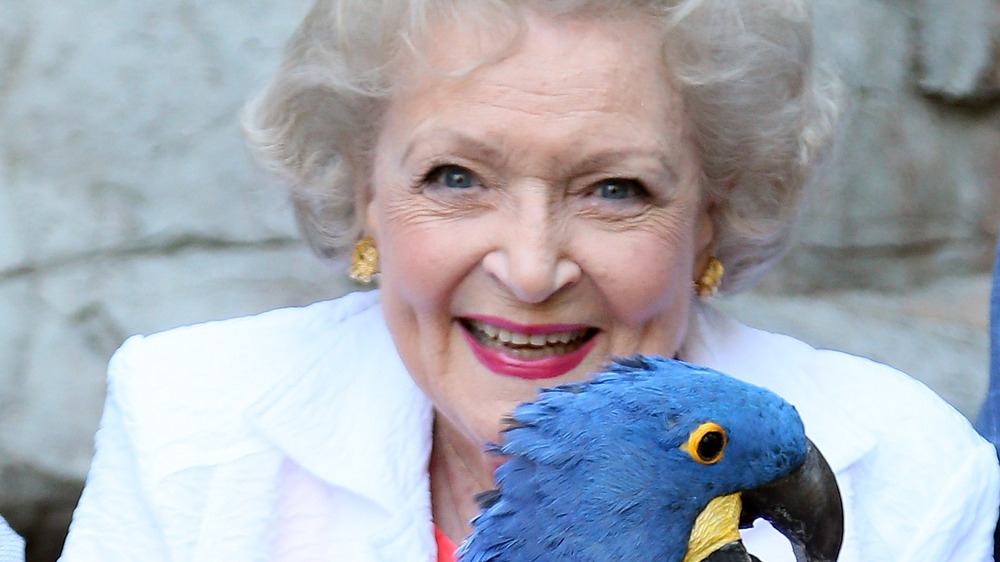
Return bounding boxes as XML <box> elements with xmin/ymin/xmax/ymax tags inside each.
<box><xmin>365</xmin><ymin>10</ymin><xmax>714</xmax><ymax>450</ymax></box>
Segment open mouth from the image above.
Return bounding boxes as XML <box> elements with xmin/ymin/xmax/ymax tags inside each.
<box><xmin>460</xmin><ymin>318</ymin><xmax>599</xmax><ymax>360</ymax></box>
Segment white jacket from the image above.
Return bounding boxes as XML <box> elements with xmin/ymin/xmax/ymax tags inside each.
<box><xmin>60</xmin><ymin>290</ymin><xmax>1000</xmax><ymax>561</ymax></box>
<box><xmin>0</xmin><ymin>516</ymin><xmax>23</xmax><ymax>562</ymax></box>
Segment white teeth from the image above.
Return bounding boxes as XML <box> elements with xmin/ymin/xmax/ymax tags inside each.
<box><xmin>481</xmin><ymin>323</ymin><xmax>499</xmax><ymax>338</ymax></box>
<box><xmin>468</xmin><ymin>320</ymin><xmax>589</xmax><ymax>350</ymax></box>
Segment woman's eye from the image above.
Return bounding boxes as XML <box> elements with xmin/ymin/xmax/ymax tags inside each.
<box><xmin>427</xmin><ymin>165</ymin><xmax>478</xmax><ymax>189</ymax></box>
<box><xmin>592</xmin><ymin>179</ymin><xmax>643</xmax><ymax>201</ymax></box>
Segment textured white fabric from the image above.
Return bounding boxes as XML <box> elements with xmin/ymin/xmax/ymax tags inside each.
<box><xmin>0</xmin><ymin>516</ymin><xmax>24</xmax><ymax>562</ymax></box>
<box><xmin>60</xmin><ymin>290</ymin><xmax>1000</xmax><ymax>561</ymax></box>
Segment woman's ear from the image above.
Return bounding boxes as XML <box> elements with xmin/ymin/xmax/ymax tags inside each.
<box><xmin>366</xmin><ymin>199</ymin><xmax>379</xmax><ymax>241</ymax></box>
<box><xmin>355</xmin><ymin>179</ymin><xmax>379</xmax><ymax>240</ymax></box>
<box><xmin>691</xmin><ymin>196</ymin><xmax>718</xmax><ymax>289</ymax></box>
<box><xmin>696</xmin><ymin>177</ymin><xmax>732</xmax><ymax>262</ymax></box>
<box><xmin>695</xmin><ymin>201</ymin><xmax>716</xmax><ymax>259</ymax></box>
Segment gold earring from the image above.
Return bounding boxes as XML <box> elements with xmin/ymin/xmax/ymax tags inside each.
<box><xmin>349</xmin><ymin>237</ymin><xmax>379</xmax><ymax>284</ymax></box>
<box><xmin>694</xmin><ymin>256</ymin><xmax>724</xmax><ymax>299</ymax></box>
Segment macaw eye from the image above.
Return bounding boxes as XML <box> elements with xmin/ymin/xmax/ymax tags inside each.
<box><xmin>685</xmin><ymin>422</ymin><xmax>727</xmax><ymax>465</ymax></box>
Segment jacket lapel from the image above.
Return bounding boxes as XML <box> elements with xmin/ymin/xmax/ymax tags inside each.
<box><xmin>245</xmin><ymin>293</ymin><xmax>435</xmax><ymax>559</ymax></box>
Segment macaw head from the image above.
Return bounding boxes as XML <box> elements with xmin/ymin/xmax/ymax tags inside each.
<box><xmin>458</xmin><ymin>355</ymin><xmax>843</xmax><ymax>562</ymax></box>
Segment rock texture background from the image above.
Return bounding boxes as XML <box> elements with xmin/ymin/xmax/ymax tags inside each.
<box><xmin>0</xmin><ymin>0</ymin><xmax>997</xmax><ymax>559</ymax></box>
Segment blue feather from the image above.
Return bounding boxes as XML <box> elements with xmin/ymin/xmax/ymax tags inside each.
<box><xmin>457</xmin><ymin>356</ymin><xmax>807</xmax><ymax>562</ymax></box>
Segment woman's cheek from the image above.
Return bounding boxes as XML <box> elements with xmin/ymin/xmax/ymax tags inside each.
<box><xmin>577</xmin><ymin>226</ymin><xmax>694</xmax><ymax>320</ymax></box>
<box><xmin>379</xmin><ymin>206</ymin><xmax>479</xmax><ymax>310</ymax></box>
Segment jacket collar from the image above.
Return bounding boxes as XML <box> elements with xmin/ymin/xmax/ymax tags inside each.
<box><xmin>245</xmin><ymin>291</ymin><xmax>434</xmax><ymax>515</ymax></box>
<box><xmin>680</xmin><ymin>303</ymin><xmax>876</xmax><ymax>474</ymax></box>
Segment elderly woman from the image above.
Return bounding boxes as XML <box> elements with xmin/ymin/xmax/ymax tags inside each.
<box><xmin>61</xmin><ymin>0</ymin><xmax>998</xmax><ymax>560</ymax></box>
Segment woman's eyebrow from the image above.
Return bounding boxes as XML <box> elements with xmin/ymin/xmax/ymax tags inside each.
<box><xmin>402</xmin><ymin>131</ymin><xmax>506</xmax><ymax>166</ymax></box>
<box><xmin>572</xmin><ymin>150</ymin><xmax>679</xmax><ymax>183</ymax></box>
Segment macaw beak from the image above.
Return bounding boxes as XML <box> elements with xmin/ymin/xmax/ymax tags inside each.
<box><xmin>700</xmin><ymin>541</ymin><xmax>760</xmax><ymax>562</ymax></box>
<box><xmin>739</xmin><ymin>438</ymin><xmax>844</xmax><ymax>562</ymax></box>
<box><xmin>684</xmin><ymin>439</ymin><xmax>842</xmax><ymax>562</ymax></box>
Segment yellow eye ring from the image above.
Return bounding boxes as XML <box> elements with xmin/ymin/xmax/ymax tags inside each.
<box><xmin>684</xmin><ymin>422</ymin><xmax>727</xmax><ymax>465</ymax></box>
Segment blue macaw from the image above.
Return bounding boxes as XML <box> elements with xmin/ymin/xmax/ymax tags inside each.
<box><xmin>458</xmin><ymin>356</ymin><xmax>843</xmax><ymax>562</ymax></box>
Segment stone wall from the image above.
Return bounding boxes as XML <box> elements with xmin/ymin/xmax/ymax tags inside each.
<box><xmin>0</xmin><ymin>0</ymin><xmax>998</xmax><ymax>559</ymax></box>
<box><xmin>0</xmin><ymin>1</ymin><xmax>337</xmax><ymax>557</ymax></box>
<box><xmin>768</xmin><ymin>0</ymin><xmax>1000</xmax><ymax>292</ymax></box>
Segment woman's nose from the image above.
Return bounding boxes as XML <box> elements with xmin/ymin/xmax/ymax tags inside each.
<box><xmin>481</xmin><ymin>206</ymin><xmax>581</xmax><ymax>304</ymax></box>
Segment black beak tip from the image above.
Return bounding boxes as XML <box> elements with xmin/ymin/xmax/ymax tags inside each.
<box><xmin>740</xmin><ymin>439</ymin><xmax>844</xmax><ymax>562</ymax></box>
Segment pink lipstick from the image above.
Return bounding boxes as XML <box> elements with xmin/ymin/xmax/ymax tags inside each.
<box><xmin>460</xmin><ymin>316</ymin><xmax>597</xmax><ymax>380</ymax></box>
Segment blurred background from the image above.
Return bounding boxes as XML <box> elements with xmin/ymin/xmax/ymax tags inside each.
<box><xmin>0</xmin><ymin>0</ymin><xmax>997</xmax><ymax>559</ymax></box>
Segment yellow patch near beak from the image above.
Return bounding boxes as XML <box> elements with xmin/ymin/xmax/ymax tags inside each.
<box><xmin>682</xmin><ymin>493</ymin><xmax>742</xmax><ymax>562</ymax></box>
